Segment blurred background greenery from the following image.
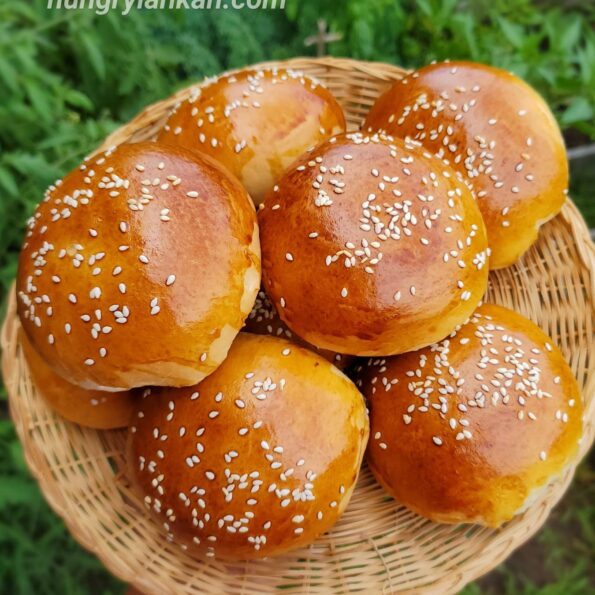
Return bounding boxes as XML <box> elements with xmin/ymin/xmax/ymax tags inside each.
<box><xmin>0</xmin><ymin>0</ymin><xmax>593</xmax><ymax>593</ymax></box>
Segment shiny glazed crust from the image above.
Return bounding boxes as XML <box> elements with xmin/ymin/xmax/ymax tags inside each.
<box><xmin>355</xmin><ymin>303</ymin><xmax>583</xmax><ymax>527</ymax></box>
<box><xmin>363</xmin><ymin>61</ymin><xmax>568</xmax><ymax>269</ymax></box>
<box><xmin>157</xmin><ymin>67</ymin><xmax>346</xmax><ymax>205</ymax></box>
<box><xmin>17</xmin><ymin>142</ymin><xmax>261</xmax><ymax>391</ymax></box>
<box><xmin>243</xmin><ymin>289</ymin><xmax>355</xmax><ymax>370</ymax></box>
<box><xmin>21</xmin><ymin>331</ymin><xmax>136</xmax><ymax>429</ymax></box>
<box><xmin>128</xmin><ymin>334</ymin><xmax>369</xmax><ymax>560</ymax></box>
<box><xmin>259</xmin><ymin>132</ymin><xmax>489</xmax><ymax>356</ymax></box>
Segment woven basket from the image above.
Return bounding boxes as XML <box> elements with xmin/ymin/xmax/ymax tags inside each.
<box><xmin>2</xmin><ymin>57</ymin><xmax>594</xmax><ymax>595</ymax></box>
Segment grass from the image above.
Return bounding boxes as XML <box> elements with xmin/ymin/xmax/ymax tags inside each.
<box><xmin>0</xmin><ymin>388</ymin><xmax>126</xmax><ymax>594</ymax></box>
<box><xmin>462</xmin><ymin>455</ymin><xmax>595</xmax><ymax>595</ymax></box>
<box><xmin>570</xmin><ymin>159</ymin><xmax>595</xmax><ymax>227</ymax></box>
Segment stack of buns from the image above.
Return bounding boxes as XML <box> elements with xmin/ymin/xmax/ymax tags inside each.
<box><xmin>16</xmin><ymin>63</ymin><xmax>582</xmax><ymax>561</ymax></box>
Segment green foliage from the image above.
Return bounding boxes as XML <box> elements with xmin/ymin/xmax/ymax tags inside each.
<box><xmin>1</xmin><ymin>0</ymin><xmax>594</xmax><ymax>304</ymax></box>
<box><xmin>0</xmin><ymin>1</ymin><xmax>593</xmax><ymax>594</ymax></box>
<box><xmin>460</xmin><ymin>458</ymin><xmax>595</xmax><ymax>594</ymax></box>
<box><xmin>285</xmin><ymin>0</ymin><xmax>595</xmax><ymax>138</ymax></box>
<box><xmin>0</xmin><ymin>1</ymin><xmax>298</xmax><ymax>304</ymax></box>
<box><xmin>0</xmin><ymin>394</ymin><xmax>126</xmax><ymax>594</ymax></box>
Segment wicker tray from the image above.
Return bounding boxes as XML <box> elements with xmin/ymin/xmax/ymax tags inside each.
<box><xmin>2</xmin><ymin>57</ymin><xmax>594</xmax><ymax>595</ymax></box>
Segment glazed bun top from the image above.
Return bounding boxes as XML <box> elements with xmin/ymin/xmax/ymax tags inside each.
<box><xmin>356</xmin><ymin>303</ymin><xmax>583</xmax><ymax>527</ymax></box>
<box><xmin>21</xmin><ymin>331</ymin><xmax>135</xmax><ymax>429</ymax></box>
<box><xmin>363</xmin><ymin>61</ymin><xmax>568</xmax><ymax>269</ymax></box>
<box><xmin>243</xmin><ymin>289</ymin><xmax>354</xmax><ymax>370</ymax></box>
<box><xmin>259</xmin><ymin>132</ymin><xmax>489</xmax><ymax>357</ymax></box>
<box><xmin>17</xmin><ymin>142</ymin><xmax>260</xmax><ymax>391</ymax></box>
<box><xmin>157</xmin><ymin>67</ymin><xmax>346</xmax><ymax>204</ymax></box>
<box><xmin>128</xmin><ymin>334</ymin><xmax>369</xmax><ymax>560</ymax></box>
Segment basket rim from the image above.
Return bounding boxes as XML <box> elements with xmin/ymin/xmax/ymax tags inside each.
<box><xmin>2</xmin><ymin>56</ymin><xmax>595</xmax><ymax>595</ymax></box>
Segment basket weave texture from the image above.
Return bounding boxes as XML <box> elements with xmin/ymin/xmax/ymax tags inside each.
<box><xmin>2</xmin><ymin>57</ymin><xmax>594</xmax><ymax>595</ymax></box>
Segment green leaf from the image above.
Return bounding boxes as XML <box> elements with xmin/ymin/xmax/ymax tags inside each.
<box><xmin>23</xmin><ymin>79</ymin><xmax>52</xmax><ymax>122</ymax></box>
<box><xmin>64</xmin><ymin>88</ymin><xmax>94</xmax><ymax>111</ymax></box>
<box><xmin>561</xmin><ymin>97</ymin><xmax>594</xmax><ymax>125</ymax></box>
<box><xmin>0</xmin><ymin>166</ymin><xmax>18</xmax><ymax>197</ymax></box>
<box><xmin>0</xmin><ymin>477</ymin><xmax>41</xmax><ymax>509</ymax></box>
<box><xmin>79</xmin><ymin>32</ymin><xmax>106</xmax><ymax>80</ymax></box>
<box><xmin>497</xmin><ymin>17</ymin><xmax>524</xmax><ymax>49</ymax></box>
<box><xmin>0</xmin><ymin>58</ymin><xmax>19</xmax><ymax>94</ymax></box>
<box><xmin>559</xmin><ymin>15</ymin><xmax>582</xmax><ymax>52</ymax></box>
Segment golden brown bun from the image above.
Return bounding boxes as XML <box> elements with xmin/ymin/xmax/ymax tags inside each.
<box><xmin>355</xmin><ymin>303</ymin><xmax>583</xmax><ymax>527</ymax></box>
<box><xmin>244</xmin><ymin>289</ymin><xmax>354</xmax><ymax>370</ymax></box>
<box><xmin>363</xmin><ymin>61</ymin><xmax>568</xmax><ymax>269</ymax></box>
<box><xmin>17</xmin><ymin>142</ymin><xmax>260</xmax><ymax>391</ymax></box>
<box><xmin>259</xmin><ymin>132</ymin><xmax>489</xmax><ymax>356</ymax></box>
<box><xmin>157</xmin><ymin>67</ymin><xmax>346</xmax><ymax>204</ymax></box>
<box><xmin>21</xmin><ymin>331</ymin><xmax>135</xmax><ymax>429</ymax></box>
<box><xmin>128</xmin><ymin>334</ymin><xmax>368</xmax><ymax>560</ymax></box>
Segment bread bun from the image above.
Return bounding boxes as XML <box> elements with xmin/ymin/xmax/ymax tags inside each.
<box><xmin>259</xmin><ymin>132</ymin><xmax>489</xmax><ymax>356</ymax></box>
<box><xmin>128</xmin><ymin>333</ymin><xmax>368</xmax><ymax>560</ymax></box>
<box><xmin>21</xmin><ymin>331</ymin><xmax>135</xmax><ymax>429</ymax></box>
<box><xmin>244</xmin><ymin>289</ymin><xmax>354</xmax><ymax>370</ymax></box>
<box><xmin>17</xmin><ymin>142</ymin><xmax>260</xmax><ymax>391</ymax></box>
<box><xmin>157</xmin><ymin>67</ymin><xmax>346</xmax><ymax>204</ymax></box>
<box><xmin>355</xmin><ymin>303</ymin><xmax>583</xmax><ymax>527</ymax></box>
<box><xmin>363</xmin><ymin>61</ymin><xmax>568</xmax><ymax>269</ymax></box>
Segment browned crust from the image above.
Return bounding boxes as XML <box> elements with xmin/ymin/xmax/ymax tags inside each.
<box><xmin>355</xmin><ymin>303</ymin><xmax>583</xmax><ymax>527</ymax></box>
<box><xmin>17</xmin><ymin>142</ymin><xmax>260</xmax><ymax>390</ymax></box>
<box><xmin>243</xmin><ymin>289</ymin><xmax>354</xmax><ymax>370</ymax></box>
<box><xmin>259</xmin><ymin>132</ymin><xmax>489</xmax><ymax>356</ymax></box>
<box><xmin>128</xmin><ymin>334</ymin><xmax>369</xmax><ymax>560</ymax></box>
<box><xmin>157</xmin><ymin>67</ymin><xmax>346</xmax><ymax>204</ymax></box>
<box><xmin>21</xmin><ymin>330</ymin><xmax>136</xmax><ymax>429</ymax></box>
<box><xmin>363</xmin><ymin>61</ymin><xmax>568</xmax><ymax>269</ymax></box>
